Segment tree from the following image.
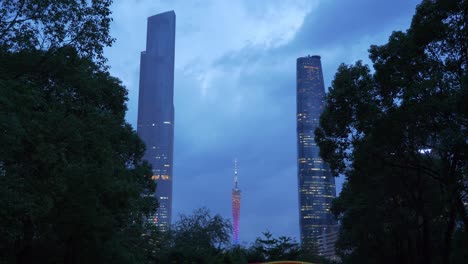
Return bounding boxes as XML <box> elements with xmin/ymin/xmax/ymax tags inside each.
<box><xmin>224</xmin><ymin>245</ymin><xmax>249</xmax><ymax>264</ymax></box>
<box><xmin>316</xmin><ymin>0</ymin><xmax>468</xmax><ymax>264</ymax></box>
<box><xmin>0</xmin><ymin>46</ymin><xmax>156</xmax><ymax>264</ymax></box>
<box><xmin>0</xmin><ymin>1</ymin><xmax>157</xmax><ymax>262</ymax></box>
<box><xmin>0</xmin><ymin>0</ymin><xmax>114</xmax><ymax>65</ymax></box>
<box><xmin>155</xmin><ymin>208</ymin><xmax>232</xmax><ymax>264</ymax></box>
<box><xmin>150</xmin><ymin>211</ymin><xmax>326</xmax><ymax>264</ymax></box>
<box><xmin>247</xmin><ymin>231</ymin><xmax>325</xmax><ymax>263</ymax></box>
<box><xmin>251</xmin><ymin>231</ymin><xmax>301</xmax><ymax>261</ymax></box>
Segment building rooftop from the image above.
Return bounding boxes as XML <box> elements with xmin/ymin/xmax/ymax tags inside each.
<box><xmin>148</xmin><ymin>10</ymin><xmax>175</xmax><ymax>20</ymax></box>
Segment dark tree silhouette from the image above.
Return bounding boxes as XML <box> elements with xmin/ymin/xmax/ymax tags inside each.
<box><xmin>316</xmin><ymin>1</ymin><xmax>468</xmax><ymax>263</ymax></box>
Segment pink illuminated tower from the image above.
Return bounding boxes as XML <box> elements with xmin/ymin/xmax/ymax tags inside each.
<box><xmin>231</xmin><ymin>159</ymin><xmax>241</xmax><ymax>245</ymax></box>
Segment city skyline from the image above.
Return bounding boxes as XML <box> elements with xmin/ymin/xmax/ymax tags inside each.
<box><xmin>104</xmin><ymin>0</ymin><xmax>421</xmax><ymax>243</ymax></box>
<box><xmin>137</xmin><ymin>11</ymin><xmax>176</xmax><ymax>230</ymax></box>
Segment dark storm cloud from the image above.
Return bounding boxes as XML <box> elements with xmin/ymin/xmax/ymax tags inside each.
<box><xmin>287</xmin><ymin>0</ymin><xmax>421</xmax><ymax>51</ymax></box>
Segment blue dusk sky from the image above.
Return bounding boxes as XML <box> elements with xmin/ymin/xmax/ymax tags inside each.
<box><xmin>104</xmin><ymin>0</ymin><xmax>421</xmax><ymax>245</ymax></box>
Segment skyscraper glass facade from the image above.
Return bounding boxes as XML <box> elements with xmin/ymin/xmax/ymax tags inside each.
<box><xmin>137</xmin><ymin>11</ymin><xmax>176</xmax><ymax>231</ymax></box>
<box><xmin>296</xmin><ymin>55</ymin><xmax>336</xmax><ymax>247</ymax></box>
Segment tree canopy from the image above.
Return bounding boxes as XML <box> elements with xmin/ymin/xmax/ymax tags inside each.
<box><xmin>152</xmin><ymin>207</ymin><xmax>232</xmax><ymax>264</ymax></box>
<box><xmin>0</xmin><ymin>46</ymin><xmax>156</xmax><ymax>264</ymax></box>
<box><xmin>151</xmin><ymin>209</ymin><xmax>328</xmax><ymax>264</ymax></box>
<box><xmin>0</xmin><ymin>1</ymin><xmax>157</xmax><ymax>263</ymax></box>
<box><xmin>245</xmin><ymin>231</ymin><xmax>324</xmax><ymax>263</ymax></box>
<box><xmin>316</xmin><ymin>0</ymin><xmax>467</xmax><ymax>263</ymax></box>
<box><xmin>0</xmin><ymin>0</ymin><xmax>113</xmax><ymax>64</ymax></box>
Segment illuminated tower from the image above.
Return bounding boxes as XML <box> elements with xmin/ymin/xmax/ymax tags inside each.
<box><xmin>231</xmin><ymin>160</ymin><xmax>241</xmax><ymax>245</ymax></box>
<box><xmin>137</xmin><ymin>11</ymin><xmax>176</xmax><ymax>231</ymax></box>
<box><xmin>296</xmin><ymin>55</ymin><xmax>337</xmax><ymax>248</ymax></box>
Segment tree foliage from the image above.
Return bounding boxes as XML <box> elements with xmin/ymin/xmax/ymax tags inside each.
<box><xmin>0</xmin><ymin>0</ymin><xmax>114</xmax><ymax>65</ymax></box>
<box><xmin>316</xmin><ymin>0</ymin><xmax>468</xmax><ymax>263</ymax></box>
<box><xmin>154</xmin><ymin>208</ymin><xmax>232</xmax><ymax>264</ymax></box>
<box><xmin>249</xmin><ymin>231</ymin><xmax>302</xmax><ymax>262</ymax></box>
<box><xmin>239</xmin><ymin>231</ymin><xmax>326</xmax><ymax>264</ymax></box>
<box><xmin>151</xmin><ymin>210</ymin><xmax>327</xmax><ymax>264</ymax></box>
<box><xmin>0</xmin><ymin>1</ymin><xmax>156</xmax><ymax>263</ymax></box>
<box><xmin>0</xmin><ymin>46</ymin><xmax>156</xmax><ymax>264</ymax></box>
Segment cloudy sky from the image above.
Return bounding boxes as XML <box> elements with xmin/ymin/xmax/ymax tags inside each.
<box><xmin>104</xmin><ymin>0</ymin><xmax>421</xmax><ymax>245</ymax></box>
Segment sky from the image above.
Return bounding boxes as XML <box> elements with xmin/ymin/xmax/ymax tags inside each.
<box><xmin>104</xmin><ymin>0</ymin><xmax>421</xmax><ymax>245</ymax></box>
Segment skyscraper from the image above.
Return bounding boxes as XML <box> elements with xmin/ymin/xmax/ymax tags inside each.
<box><xmin>296</xmin><ymin>55</ymin><xmax>336</xmax><ymax>248</ymax></box>
<box><xmin>231</xmin><ymin>160</ymin><xmax>241</xmax><ymax>245</ymax></box>
<box><xmin>137</xmin><ymin>11</ymin><xmax>176</xmax><ymax>231</ymax></box>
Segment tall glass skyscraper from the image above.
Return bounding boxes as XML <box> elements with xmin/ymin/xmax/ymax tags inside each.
<box><xmin>296</xmin><ymin>55</ymin><xmax>336</xmax><ymax>248</ymax></box>
<box><xmin>137</xmin><ymin>11</ymin><xmax>176</xmax><ymax>231</ymax></box>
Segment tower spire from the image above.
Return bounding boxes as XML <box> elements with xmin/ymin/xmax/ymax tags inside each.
<box><xmin>234</xmin><ymin>159</ymin><xmax>238</xmax><ymax>189</ymax></box>
<box><xmin>231</xmin><ymin>158</ymin><xmax>241</xmax><ymax>245</ymax></box>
